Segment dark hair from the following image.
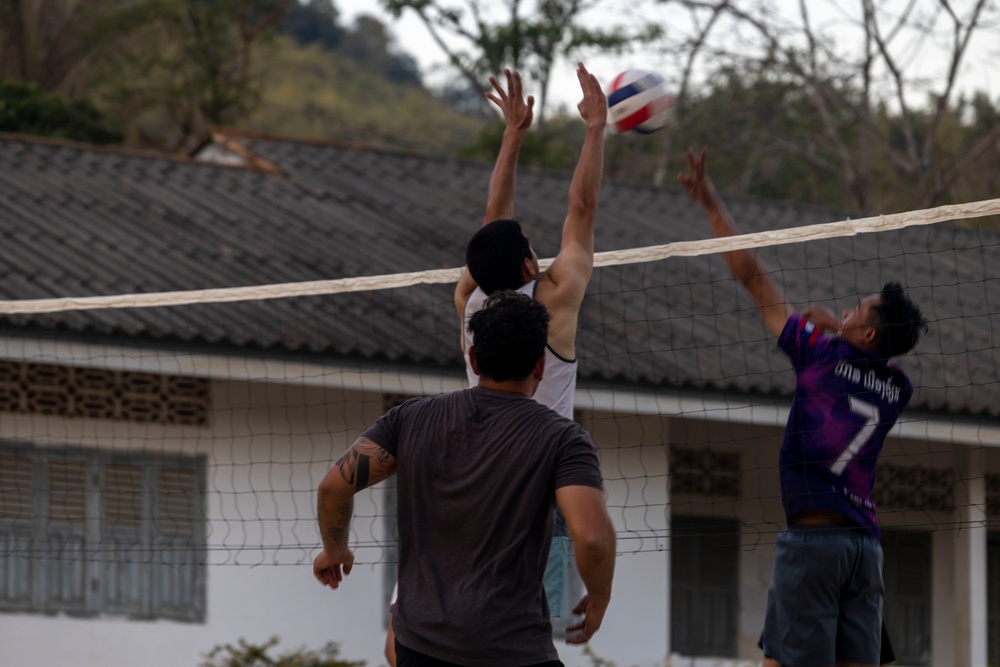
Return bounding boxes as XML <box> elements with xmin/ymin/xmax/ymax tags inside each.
<box><xmin>870</xmin><ymin>281</ymin><xmax>927</xmax><ymax>358</ymax></box>
<box><xmin>467</xmin><ymin>290</ymin><xmax>550</xmax><ymax>382</ymax></box>
<box><xmin>465</xmin><ymin>219</ymin><xmax>533</xmax><ymax>295</ymax></box>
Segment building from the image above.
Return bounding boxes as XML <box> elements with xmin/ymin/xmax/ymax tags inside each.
<box><xmin>0</xmin><ymin>130</ymin><xmax>997</xmax><ymax>667</ymax></box>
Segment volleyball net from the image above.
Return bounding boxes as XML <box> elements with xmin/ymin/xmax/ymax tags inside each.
<box><xmin>0</xmin><ymin>197</ymin><xmax>998</xmax><ymax>585</ymax></box>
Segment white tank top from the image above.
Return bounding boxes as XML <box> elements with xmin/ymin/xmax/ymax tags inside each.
<box><xmin>463</xmin><ymin>281</ymin><xmax>578</xmax><ymax>419</ymax></box>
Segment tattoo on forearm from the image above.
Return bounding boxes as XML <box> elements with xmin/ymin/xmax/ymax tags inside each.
<box><xmin>326</xmin><ymin>499</ymin><xmax>353</xmax><ymax>547</ymax></box>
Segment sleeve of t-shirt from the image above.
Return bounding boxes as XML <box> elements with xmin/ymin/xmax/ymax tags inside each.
<box><xmin>554</xmin><ymin>425</ymin><xmax>604</xmax><ymax>491</ymax></box>
<box><xmin>361</xmin><ymin>403</ymin><xmax>403</xmax><ymax>457</ymax></box>
<box><xmin>777</xmin><ymin>311</ymin><xmax>833</xmax><ymax>370</ymax></box>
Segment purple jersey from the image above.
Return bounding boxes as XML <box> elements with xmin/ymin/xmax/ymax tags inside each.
<box><xmin>777</xmin><ymin>313</ymin><xmax>913</xmax><ymax>538</ymax></box>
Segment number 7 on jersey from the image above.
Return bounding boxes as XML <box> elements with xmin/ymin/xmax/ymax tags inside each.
<box><xmin>830</xmin><ymin>397</ymin><xmax>879</xmax><ymax>476</ymax></box>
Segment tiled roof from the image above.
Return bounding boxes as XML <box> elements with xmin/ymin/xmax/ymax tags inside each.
<box><xmin>0</xmin><ymin>130</ymin><xmax>997</xmax><ymax>417</ymax></box>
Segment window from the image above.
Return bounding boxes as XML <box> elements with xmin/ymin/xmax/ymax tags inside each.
<box><xmin>881</xmin><ymin>530</ymin><xmax>931</xmax><ymax>665</ymax></box>
<box><xmin>670</xmin><ymin>515</ymin><xmax>739</xmax><ymax>657</ymax></box>
<box><xmin>0</xmin><ymin>442</ymin><xmax>206</xmax><ymax>621</ymax></box>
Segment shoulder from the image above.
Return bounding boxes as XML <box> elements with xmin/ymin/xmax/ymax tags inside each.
<box><xmin>779</xmin><ymin>312</ymin><xmax>841</xmax><ymax>357</ymax></box>
<box><xmin>392</xmin><ymin>391</ymin><xmax>462</xmax><ymax>418</ymax></box>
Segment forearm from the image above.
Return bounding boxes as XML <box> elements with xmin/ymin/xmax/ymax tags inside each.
<box><xmin>317</xmin><ymin>483</ymin><xmax>354</xmax><ymax>554</ymax></box>
<box><xmin>564</xmin><ymin>125</ymin><xmax>605</xmax><ymax>245</ymax></box>
<box><xmin>573</xmin><ymin>521</ymin><xmax>616</xmax><ymax>610</ymax></box>
<box><xmin>700</xmin><ymin>194</ymin><xmax>762</xmax><ymax>284</ymax></box>
<box><xmin>702</xmin><ymin>196</ymin><xmax>789</xmax><ymax>334</ymax></box>
<box><xmin>484</xmin><ymin>127</ymin><xmax>527</xmax><ymax>223</ymax></box>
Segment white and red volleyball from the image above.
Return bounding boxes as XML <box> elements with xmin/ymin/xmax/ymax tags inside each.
<box><xmin>606</xmin><ymin>69</ymin><xmax>675</xmax><ymax>134</ymax></box>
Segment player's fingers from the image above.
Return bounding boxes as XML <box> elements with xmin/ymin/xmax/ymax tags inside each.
<box><xmin>343</xmin><ymin>553</ymin><xmax>355</xmax><ymax>576</ymax></box>
<box><xmin>490</xmin><ymin>78</ymin><xmax>507</xmax><ymax>102</ymax></box>
<box><xmin>316</xmin><ymin>567</ymin><xmax>337</xmax><ymax>588</ymax></box>
<box><xmin>484</xmin><ymin>92</ymin><xmax>501</xmax><ymax>106</ymax></box>
<box><xmin>505</xmin><ymin>68</ymin><xmax>516</xmax><ymax>94</ymax></box>
<box><xmin>526</xmin><ymin>95</ymin><xmax>535</xmax><ymax>111</ymax></box>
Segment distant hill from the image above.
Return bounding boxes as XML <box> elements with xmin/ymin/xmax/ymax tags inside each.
<box><xmin>244</xmin><ymin>35</ymin><xmax>485</xmax><ymax>155</ymax></box>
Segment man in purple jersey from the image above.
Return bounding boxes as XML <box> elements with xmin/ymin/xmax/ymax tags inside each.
<box><xmin>681</xmin><ymin>149</ymin><xmax>926</xmax><ymax>667</ymax></box>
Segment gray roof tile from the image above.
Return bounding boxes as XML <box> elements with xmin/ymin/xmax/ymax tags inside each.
<box><xmin>0</xmin><ymin>131</ymin><xmax>997</xmax><ymax>417</ymax></box>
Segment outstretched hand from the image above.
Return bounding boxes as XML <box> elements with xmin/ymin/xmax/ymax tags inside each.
<box><xmin>575</xmin><ymin>62</ymin><xmax>607</xmax><ymax>130</ymax></box>
<box><xmin>485</xmin><ymin>68</ymin><xmax>534</xmax><ymax>132</ymax></box>
<box><xmin>564</xmin><ymin>593</ymin><xmax>607</xmax><ymax>645</ymax></box>
<box><xmin>678</xmin><ymin>147</ymin><xmax>718</xmax><ymax>210</ymax></box>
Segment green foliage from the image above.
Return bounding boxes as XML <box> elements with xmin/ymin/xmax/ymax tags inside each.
<box><xmin>243</xmin><ymin>36</ymin><xmax>483</xmax><ymax>154</ymax></box>
<box><xmin>379</xmin><ymin>0</ymin><xmax>660</xmax><ymax>123</ymax></box>
<box><xmin>456</xmin><ymin>115</ymin><xmax>580</xmax><ymax>170</ymax></box>
<box><xmin>200</xmin><ymin>636</ymin><xmax>364</xmax><ymax>667</ymax></box>
<box><xmin>0</xmin><ymin>79</ymin><xmax>122</xmax><ymax>144</ymax></box>
<box><xmin>279</xmin><ymin>2</ymin><xmax>421</xmax><ymax>86</ymax></box>
<box><xmin>281</xmin><ymin>0</ymin><xmax>344</xmax><ymax>50</ymax></box>
<box><xmin>338</xmin><ymin>15</ymin><xmax>422</xmax><ymax>87</ymax></box>
<box><xmin>60</xmin><ymin>0</ymin><xmax>290</xmax><ymax>150</ymax></box>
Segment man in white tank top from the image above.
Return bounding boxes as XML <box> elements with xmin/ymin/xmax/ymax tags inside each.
<box><xmin>382</xmin><ymin>65</ymin><xmax>606</xmax><ymax>666</ymax></box>
<box><xmin>455</xmin><ymin>64</ymin><xmax>607</xmax><ymax>624</ymax></box>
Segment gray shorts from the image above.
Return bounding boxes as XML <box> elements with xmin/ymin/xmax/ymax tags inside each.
<box><xmin>762</xmin><ymin>525</ymin><xmax>883</xmax><ymax>666</ymax></box>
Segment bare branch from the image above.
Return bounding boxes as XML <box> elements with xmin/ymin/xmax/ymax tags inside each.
<box><xmin>861</xmin><ymin>0</ymin><xmax>922</xmax><ymax>172</ymax></box>
<box><xmin>922</xmin><ymin>0</ymin><xmax>991</xmax><ymax>166</ymax></box>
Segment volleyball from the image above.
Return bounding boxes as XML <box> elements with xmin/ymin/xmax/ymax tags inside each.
<box><xmin>606</xmin><ymin>69</ymin><xmax>675</xmax><ymax>134</ymax></box>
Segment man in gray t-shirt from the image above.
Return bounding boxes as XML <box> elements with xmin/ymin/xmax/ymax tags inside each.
<box><xmin>314</xmin><ymin>291</ymin><xmax>616</xmax><ymax>667</ymax></box>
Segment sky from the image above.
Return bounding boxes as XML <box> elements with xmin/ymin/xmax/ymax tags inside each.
<box><xmin>335</xmin><ymin>0</ymin><xmax>998</xmax><ymax>115</ymax></box>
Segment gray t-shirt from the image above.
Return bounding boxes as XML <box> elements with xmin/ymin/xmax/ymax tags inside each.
<box><xmin>364</xmin><ymin>386</ymin><xmax>603</xmax><ymax>667</ymax></box>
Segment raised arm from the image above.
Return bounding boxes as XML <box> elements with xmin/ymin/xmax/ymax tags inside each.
<box><xmin>556</xmin><ymin>484</ymin><xmax>616</xmax><ymax>645</ymax></box>
<box><xmin>454</xmin><ymin>69</ymin><xmax>535</xmax><ymax>314</ymax></box>
<box><xmin>483</xmin><ymin>68</ymin><xmax>534</xmax><ymax>223</ymax></box>
<box><xmin>313</xmin><ymin>436</ymin><xmax>396</xmax><ymax>589</ymax></box>
<box><xmin>679</xmin><ymin>148</ymin><xmax>792</xmax><ymax>337</ymax></box>
<box><xmin>544</xmin><ymin>63</ymin><xmax>607</xmax><ymax>306</ymax></box>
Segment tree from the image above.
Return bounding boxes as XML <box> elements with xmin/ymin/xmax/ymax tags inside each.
<box><xmin>280</xmin><ymin>0</ymin><xmax>343</xmax><ymax>50</ymax></box>
<box><xmin>380</xmin><ymin>0</ymin><xmax>660</xmax><ymax>128</ymax></box>
<box><xmin>658</xmin><ymin>0</ymin><xmax>1000</xmax><ymax>210</ymax></box>
<box><xmin>0</xmin><ymin>0</ymin><xmax>120</xmax><ymax>92</ymax></box>
<box><xmin>0</xmin><ymin>78</ymin><xmax>122</xmax><ymax>143</ymax></box>
<box><xmin>340</xmin><ymin>15</ymin><xmax>423</xmax><ymax>86</ymax></box>
<box><xmin>1</xmin><ymin>0</ymin><xmax>290</xmax><ymax>151</ymax></box>
<box><xmin>86</xmin><ymin>0</ymin><xmax>291</xmax><ymax>150</ymax></box>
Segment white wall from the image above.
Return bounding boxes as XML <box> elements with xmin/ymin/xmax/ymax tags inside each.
<box><xmin>0</xmin><ymin>372</ymin><xmax>990</xmax><ymax>667</ymax></box>
<box><xmin>0</xmin><ymin>380</ymin><xmax>673</xmax><ymax>667</ymax></box>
